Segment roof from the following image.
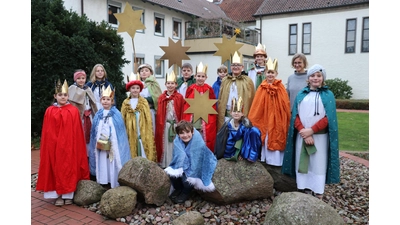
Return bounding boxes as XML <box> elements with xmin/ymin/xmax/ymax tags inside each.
<box><xmin>218</xmin><ymin>0</ymin><xmax>264</xmax><ymax>22</ymax></box>
<box><xmin>254</xmin><ymin>0</ymin><xmax>369</xmax><ymax>16</ymax></box>
<box><xmin>142</xmin><ymin>0</ymin><xmax>229</xmax><ymax>19</ymax></box>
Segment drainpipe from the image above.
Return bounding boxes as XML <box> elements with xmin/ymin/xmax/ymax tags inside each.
<box><xmin>259</xmin><ymin>16</ymin><xmax>262</xmax><ymax>43</ymax></box>
<box><xmin>81</xmin><ymin>0</ymin><xmax>84</xmax><ymax>16</ymax></box>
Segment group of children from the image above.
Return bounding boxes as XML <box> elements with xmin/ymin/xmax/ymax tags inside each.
<box><xmin>36</xmin><ymin>45</ymin><xmax>340</xmax><ymax>205</ymax></box>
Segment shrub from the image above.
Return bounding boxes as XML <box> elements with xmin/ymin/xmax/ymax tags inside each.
<box><xmin>336</xmin><ymin>99</ymin><xmax>369</xmax><ymax>110</ymax></box>
<box><xmin>31</xmin><ymin>0</ymin><xmax>129</xmax><ymax>138</ymax></box>
<box><xmin>325</xmin><ymin>78</ymin><xmax>353</xmax><ymax>99</ymax></box>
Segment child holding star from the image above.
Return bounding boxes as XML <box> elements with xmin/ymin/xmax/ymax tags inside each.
<box><xmin>182</xmin><ymin>62</ymin><xmax>217</xmax><ymax>152</ymax></box>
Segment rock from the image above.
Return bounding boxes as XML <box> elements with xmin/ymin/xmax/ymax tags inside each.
<box><xmin>99</xmin><ymin>186</ymin><xmax>137</xmax><ymax>219</ymax></box>
<box><xmin>74</xmin><ymin>180</ymin><xmax>107</xmax><ymax>206</ymax></box>
<box><xmin>262</xmin><ymin>164</ymin><xmax>297</xmax><ymax>192</ymax></box>
<box><xmin>171</xmin><ymin>211</ymin><xmax>205</xmax><ymax>225</ymax></box>
<box><xmin>263</xmin><ymin>192</ymin><xmax>345</xmax><ymax>225</ymax></box>
<box><xmin>118</xmin><ymin>157</ymin><xmax>171</xmax><ymax>206</ymax></box>
<box><xmin>199</xmin><ymin>159</ymin><xmax>274</xmax><ymax>204</ymax></box>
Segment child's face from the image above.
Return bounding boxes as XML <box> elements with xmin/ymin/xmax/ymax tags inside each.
<box><xmin>308</xmin><ymin>72</ymin><xmax>324</xmax><ymax>89</ymax></box>
<box><xmin>195</xmin><ymin>72</ymin><xmax>207</xmax><ymax>86</ymax></box>
<box><xmin>230</xmin><ymin>111</ymin><xmax>243</xmax><ymax>120</ymax></box>
<box><xmin>181</xmin><ymin>67</ymin><xmax>192</xmax><ymax>80</ymax></box>
<box><xmin>129</xmin><ymin>85</ymin><xmax>141</xmax><ymax>98</ymax></box>
<box><xmin>255</xmin><ymin>55</ymin><xmax>266</xmax><ymax>65</ymax></box>
<box><xmin>54</xmin><ymin>93</ymin><xmax>68</xmax><ymax>105</ymax></box>
<box><xmin>218</xmin><ymin>70</ymin><xmax>227</xmax><ymax>79</ymax></box>
<box><xmin>139</xmin><ymin>68</ymin><xmax>152</xmax><ymax>80</ymax></box>
<box><xmin>101</xmin><ymin>96</ymin><xmax>112</xmax><ymax>109</ymax></box>
<box><xmin>165</xmin><ymin>81</ymin><xmax>177</xmax><ymax>92</ymax></box>
<box><xmin>265</xmin><ymin>70</ymin><xmax>277</xmax><ymax>83</ymax></box>
<box><xmin>178</xmin><ymin>129</ymin><xmax>193</xmax><ymax>143</ymax></box>
<box><xmin>76</xmin><ymin>75</ymin><xmax>86</xmax><ymax>87</ymax></box>
<box><xmin>95</xmin><ymin>66</ymin><xmax>105</xmax><ymax>80</ymax></box>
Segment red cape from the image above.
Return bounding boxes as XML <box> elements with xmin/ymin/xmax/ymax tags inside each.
<box><xmin>183</xmin><ymin>84</ymin><xmax>217</xmax><ymax>152</ymax></box>
<box><xmin>36</xmin><ymin>104</ymin><xmax>90</xmax><ymax>194</ymax></box>
<box><xmin>155</xmin><ymin>90</ymin><xmax>185</xmax><ymax>162</ymax></box>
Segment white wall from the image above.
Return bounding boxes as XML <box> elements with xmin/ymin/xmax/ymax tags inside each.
<box><xmin>261</xmin><ymin>7</ymin><xmax>369</xmax><ymax>99</ymax></box>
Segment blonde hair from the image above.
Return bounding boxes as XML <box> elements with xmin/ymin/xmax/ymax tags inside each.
<box><xmin>89</xmin><ymin>64</ymin><xmax>108</xmax><ymax>83</ymax></box>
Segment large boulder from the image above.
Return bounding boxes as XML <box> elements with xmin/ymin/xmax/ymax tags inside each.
<box><xmin>73</xmin><ymin>180</ymin><xmax>107</xmax><ymax>206</ymax></box>
<box><xmin>172</xmin><ymin>211</ymin><xmax>205</xmax><ymax>225</ymax></box>
<box><xmin>199</xmin><ymin>159</ymin><xmax>274</xmax><ymax>204</ymax></box>
<box><xmin>262</xmin><ymin>164</ymin><xmax>297</xmax><ymax>192</ymax></box>
<box><xmin>118</xmin><ymin>157</ymin><xmax>170</xmax><ymax>206</ymax></box>
<box><xmin>99</xmin><ymin>186</ymin><xmax>137</xmax><ymax>219</ymax></box>
<box><xmin>263</xmin><ymin>192</ymin><xmax>345</xmax><ymax>225</ymax></box>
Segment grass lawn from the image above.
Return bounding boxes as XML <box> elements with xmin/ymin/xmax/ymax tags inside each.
<box><xmin>337</xmin><ymin>112</ymin><xmax>369</xmax><ymax>152</ymax></box>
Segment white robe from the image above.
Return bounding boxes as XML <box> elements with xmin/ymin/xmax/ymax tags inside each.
<box><xmin>93</xmin><ymin>110</ymin><xmax>123</xmax><ymax>188</ymax></box>
<box><xmin>294</xmin><ymin>92</ymin><xmax>328</xmax><ymax>194</ymax></box>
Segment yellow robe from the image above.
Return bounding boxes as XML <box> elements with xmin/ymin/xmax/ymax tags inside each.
<box><xmin>217</xmin><ymin>74</ymin><xmax>255</xmax><ymax>130</ymax></box>
<box><xmin>121</xmin><ymin>96</ymin><xmax>156</xmax><ymax>161</ymax></box>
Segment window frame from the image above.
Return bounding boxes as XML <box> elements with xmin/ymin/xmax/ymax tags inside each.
<box><xmin>172</xmin><ymin>18</ymin><xmax>182</xmax><ymax>40</ymax></box>
<box><xmin>133</xmin><ymin>53</ymin><xmax>145</xmax><ymax>72</ymax></box>
<box><xmin>108</xmin><ymin>0</ymin><xmax>121</xmax><ymax>28</ymax></box>
<box><xmin>345</xmin><ymin>18</ymin><xmax>357</xmax><ymax>53</ymax></box>
<box><xmin>302</xmin><ymin>23</ymin><xmax>311</xmax><ymax>55</ymax></box>
<box><xmin>154</xmin><ymin>56</ymin><xmax>165</xmax><ymax>78</ymax></box>
<box><xmin>361</xmin><ymin>17</ymin><xmax>369</xmax><ymax>53</ymax></box>
<box><xmin>288</xmin><ymin>24</ymin><xmax>298</xmax><ymax>55</ymax></box>
<box><xmin>132</xmin><ymin>7</ymin><xmax>145</xmax><ymax>34</ymax></box>
<box><xmin>154</xmin><ymin>13</ymin><xmax>165</xmax><ymax>37</ymax></box>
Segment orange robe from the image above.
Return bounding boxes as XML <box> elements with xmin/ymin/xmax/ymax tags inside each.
<box><xmin>248</xmin><ymin>79</ymin><xmax>291</xmax><ymax>150</ymax></box>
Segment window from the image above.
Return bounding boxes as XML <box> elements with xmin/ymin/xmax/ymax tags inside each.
<box><xmin>345</xmin><ymin>19</ymin><xmax>357</xmax><ymax>53</ymax></box>
<box><xmin>154</xmin><ymin>13</ymin><xmax>165</xmax><ymax>36</ymax></box>
<box><xmin>108</xmin><ymin>1</ymin><xmax>121</xmax><ymax>26</ymax></box>
<box><xmin>133</xmin><ymin>7</ymin><xmax>145</xmax><ymax>33</ymax></box>
<box><xmin>361</xmin><ymin>17</ymin><xmax>369</xmax><ymax>52</ymax></box>
<box><xmin>172</xmin><ymin>18</ymin><xmax>182</xmax><ymax>39</ymax></box>
<box><xmin>289</xmin><ymin>24</ymin><xmax>297</xmax><ymax>55</ymax></box>
<box><xmin>133</xmin><ymin>54</ymin><xmax>145</xmax><ymax>71</ymax></box>
<box><xmin>154</xmin><ymin>56</ymin><xmax>165</xmax><ymax>78</ymax></box>
<box><xmin>302</xmin><ymin>23</ymin><xmax>311</xmax><ymax>54</ymax></box>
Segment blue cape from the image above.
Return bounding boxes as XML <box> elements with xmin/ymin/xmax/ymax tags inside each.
<box><xmin>164</xmin><ymin>129</ymin><xmax>217</xmax><ymax>192</ymax></box>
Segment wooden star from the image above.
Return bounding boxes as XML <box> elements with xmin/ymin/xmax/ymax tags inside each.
<box><xmin>160</xmin><ymin>38</ymin><xmax>191</xmax><ymax>68</ymax></box>
<box><xmin>114</xmin><ymin>2</ymin><xmax>146</xmax><ymax>39</ymax></box>
<box><xmin>213</xmin><ymin>34</ymin><xmax>244</xmax><ymax>64</ymax></box>
<box><xmin>184</xmin><ymin>89</ymin><xmax>218</xmax><ymax>123</ymax></box>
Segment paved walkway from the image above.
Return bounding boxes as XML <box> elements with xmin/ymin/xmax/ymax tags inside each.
<box><xmin>31</xmin><ymin>134</ymin><xmax>369</xmax><ymax>224</ymax></box>
<box><xmin>31</xmin><ymin>149</ymin><xmax>123</xmax><ymax>225</ymax></box>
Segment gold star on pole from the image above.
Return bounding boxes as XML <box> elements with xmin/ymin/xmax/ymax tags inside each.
<box><xmin>184</xmin><ymin>89</ymin><xmax>218</xmax><ymax>123</ymax></box>
<box><xmin>213</xmin><ymin>34</ymin><xmax>244</xmax><ymax>64</ymax></box>
<box><xmin>114</xmin><ymin>2</ymin><xmax>146</xmax><ymax>39</ymax></box>
<box><xmin>160</xmin><ymin>37</ymin><xmax>191</xmax><ymax>68</ymax></box>
<box><xmin>234</xmin><ymin>28</ymin><xmax>241</xmax><ymax>35</ymax></box>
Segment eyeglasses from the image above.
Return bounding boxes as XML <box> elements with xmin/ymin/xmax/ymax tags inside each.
<box><xmin>231</xmin><ymin>64</ymin><xmax>242</xmax><ymax>67</ymax></box>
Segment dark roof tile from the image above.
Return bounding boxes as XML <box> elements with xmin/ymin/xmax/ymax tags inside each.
<box><xmin>218</xmin><ymin>0</ymin><xmax>264</xmax><ymax>22</ymax></box>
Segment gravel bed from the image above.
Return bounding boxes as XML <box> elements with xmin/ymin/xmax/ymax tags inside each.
<box><xmin>31</xmin><ymin>155</ymin><xmax>369</xmax><ymax>224</ymax></box>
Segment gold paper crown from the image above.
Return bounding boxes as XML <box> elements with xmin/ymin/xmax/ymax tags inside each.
<box><xmin>101</xmin><ymin>85</ymin><xmax>114</xmax><ymax>98</ymax></box>
<box><xmin>231</xmin><ymin>96</ymin><xmax>243</xmax><ymax>112</ymax></box>
<box><xmin>196</xmin><ymin>62</ymin><xmax>208</xmax><ymax>74</ymax></box>
<box><xmin>266</xmin><ymin>58</ymin><xmax>278</xmax><ymax>71</ymax></box>
<box><xmin>55</xmin><ymin>79</ymin><xmax>69</xmax><ymax>94</ymax></box>
<box><xmin>254</xmin><ymin>43</ymin><xmax>267</xmax><ymax>57</ymax></box>
<box><xmin>165</xmin><ymin>70</ymin><xmax>177</xmax><ymax>83</ymax></box>
<box><xmin>231</xmin><ymin>51</ymin><xmax>243</xmax><ymax>64</ymax></box>
<box><xmin>127</xmin><ymin>72</ymin><xmax>140</xmax><ymax>82</ymax></box>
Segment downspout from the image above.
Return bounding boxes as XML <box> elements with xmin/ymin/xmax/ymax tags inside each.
<box><xmin>81</xmin><ymin>0</ymin><xmax>84</xmax><ymax>16</ymax></box>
